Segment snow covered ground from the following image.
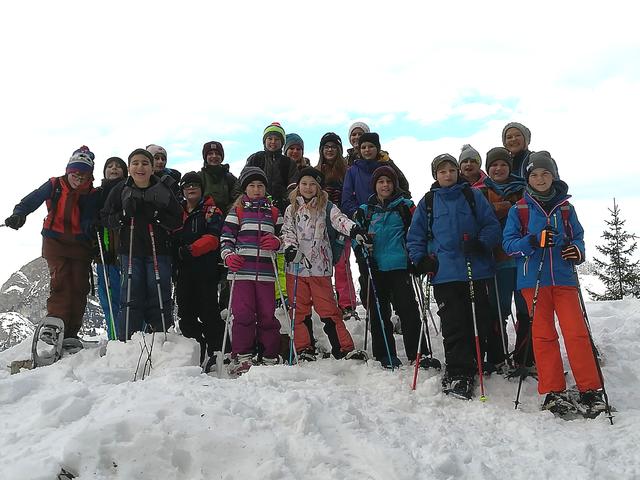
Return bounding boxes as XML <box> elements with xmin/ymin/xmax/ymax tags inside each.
<box><xmin>1</xmin><ymin>298</ymin><xmax>639</xmax><ymax>479</ymax></box>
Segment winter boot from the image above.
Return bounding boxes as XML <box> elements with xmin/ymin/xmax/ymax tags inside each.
<box><xmin>413</xmin><ymin>356</ymin><xmax>442</xmax><ymax>370</ymax></box>
<box><xmin>344</xmin><ymin>349</ymin><xmax>369</xmax><ymax>361</ymax></box>
<box><xmin>447</xmin><ymin>376</ymin><xmax>474</xmax><ymax>400</ymax></box>
<box><xmin>228</xmin><ymin>354</ymin><xmax>253</xmax><ymax>376</ymax></box>
<box><xmin>380</xmin><ymin>355</ymin><xmax>402</xmax><ymax>369</ymax></box>
<box><xmin>298</xmin><ymin>349</ymin><xmax>317</xmax><ymax>362</ymax></box>
<box><xmin>262</xmin><ymin>356</ymin><xmax>281</xmax><ymax>366</ymax></box>
<box><xmin>578</xmin><ymin>390</ymin><xmax>608</xmax><ymax>418</ymax></box>
<box><xmin>542</xmin><ymin>391</ymin><xmax>578</xmax><ymax>417</ymax></box>
<box><xmin>61</xmin><ymin>337</ymin><xmax>84</xmax><ymax>355</ymax></box>
<box><xmin>342</xmin><ymin>307</ymin><xmax>360</xmax><ymax>321</ymax></box>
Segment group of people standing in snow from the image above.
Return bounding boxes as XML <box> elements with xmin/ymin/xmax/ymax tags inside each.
<box><xmin>3</xmin><ymin>119</ymin><xmax>608</xmax><ymax>416</ymax></box>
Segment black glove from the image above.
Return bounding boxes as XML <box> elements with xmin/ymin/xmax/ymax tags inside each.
<box><xmin>462</xmin><ymin>238</ymin><xmax>484</xmax><ymax>256</ymax></box>
<box><xmin>5</xmin><ymin>214</ymin><xmax>26</xmax><ymax>230</ymax></box>
<box><xmin>415</xmin><ymin>255</ymin><xmax>439</xmax><ymax>277</ymax></box>
<box><xmin>561</xmin><ymin>244</ymin><xmax>582</xmax><ymax>262</ymax></box>
<box><xmin>121</xmin><ymin>187</ymin><xmax>143</xmax><ymax>217</ymax></box>
<box><xmin>284</xmin><ymin>245</ymin><xmax>298</xmax><ymax>263</ymax></box>
<box><xmin>350</xmin><ymin>225</ymin><xmax>371</xmax><ymax>246</ymax></box>
<box><xmin>178</xmin><ymin>245</ymin><xmax>192</xmax><ymax>261</ymax></box>
<box><xmin>538</xmin><ymin>226</ymin><xmax>555</xmax><ymax>248</ymax></box>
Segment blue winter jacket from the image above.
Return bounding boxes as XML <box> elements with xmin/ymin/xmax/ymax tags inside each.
<box><xmin>407</xmin><ymin>182</ymin><xmax>501</xmax><ymax>284</ymax></box>
<box><xmin>342</xmin><ymin>159</ymin><xmax>380</xmax><ymax>218</ymax></box>
<box><xmin>355</xmin><ymin>194</ymin><xmax>413</xmax><ymax>272</ymax></box>
<box><xmin>502</xmin><ymin>182</ymin><xmax>584</xmax><ymax>289</ymax></box>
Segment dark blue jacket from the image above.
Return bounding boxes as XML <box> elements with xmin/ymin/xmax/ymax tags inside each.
<box><xmin>502</xmin><ymin>181</ymin><xmax>584</xmax><ymax>289</ymax></box>
<box><xmin>407</xmin><ymin>182</ymin><xmax>501</xmax><ymax>284</ymax></box>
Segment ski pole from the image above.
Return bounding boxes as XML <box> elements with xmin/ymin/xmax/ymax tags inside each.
<box><xmin>463</xmin><ymin>233</ymin><xmax>487</xmax><ymax>402</ymax></box>
<box><xmin>414</xmin><ymin>275</ymin><xmax>435</xmax><ymax>358</ymax></box>
<box><xmin>271</xmin><ymin>254</ymin><xmax>299</xmax><ymax>365</ymax></box>
<box><xmin>96</xmin><ymin>230</ymin><xmax>117</xmax><ymax>340</ymax></box>
<box><xmin>124</xmin><ymin>217</ymin><xmax>135</xmax><ymax>343</ymax></box>
<box><xmin>411</xmin><ymin>274</ymin><xmax>433</xmax><ymax>390</ymax></box>
<box><xmin>571</xmin><ymin>264</ymin><xmax>614</xmax><ymax>424</ymax></box>
<box><xmin>344</xmin><ymin>247</ymin><xmax>359</xmax><ymax>317</ymax></box>
<box><xmin>362</xmin><ymin>247</ymin><xmax>395</xmax><ymax>370</ymax></box>
<box><xmin>148</xmin><ymin>224</ymin><xmax>168</xmax><ymax>340</ymax></box>
<box><xmin>493</xmin><ymin>275</ymin><xmax>511</xmax><ymax>368</ymax></box>
<box><xmin>288</xmin><ymin>262</ymin><xmax>301</xmax><ymax>365</ymax></box>
<box><xmin>219</xmin><ymin>272</ymin><xmax>236</xmax><ymax>376</ymax></box>
<box><xmin>514</xmin><ymin>247</ymin><xmax>546</xmax><ymax>410</ymax></box>
<box><xmin>422</xmin><ymin>279</ymin><xmax>440</xmax><ymax>335</ymax></box>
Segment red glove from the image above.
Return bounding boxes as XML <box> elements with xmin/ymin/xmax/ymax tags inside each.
<box><xmin>259</xmin><ymin>233</ymin><xmax>280</xmax><ymax>251</ymax></box>
<box><xmin>225</xmin><ymin>254</ymin><xmax>245</xmax><ymax>272</ymax></box>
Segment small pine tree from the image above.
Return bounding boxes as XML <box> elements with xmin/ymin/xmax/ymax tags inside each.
<box><xmin>587</xmin><ymin>198</ymin><xmax>640</xmax><ymax>300</ymax></box>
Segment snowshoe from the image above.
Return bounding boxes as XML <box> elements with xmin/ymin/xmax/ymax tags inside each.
<box><xmin>61</xmin><ymin>337</ymin><xmax>84</xmax><ymax>355</ymax></box>
<box><xmin>443</xmin><ymin>375</ymin><xmax>474</xmax><ymax>400</ymax></box>
<box><xmin>57</xmin><ymin>467</ymin><xmax>77</xmax><ymax>479</ymax></box>
<box><xmin>342</xmin><ymin>307</ymin><xmax>361</xmax><ymax>321</ymax></box>
<box><xmin>541</xmin><ymin>391</ymin><xmax>580</xmax><ymax>419</ymax></box>
<box><xmin>506</xmin><ymin>364</ymin><xmax>537</xmax><ymax>380</ymax></box>
<box><xmin>31</xmin><ymin>317</ymin><xmax>65</xmax><ymax>368</ymax></box>
<box><xmin>298</xmin><ymin>349</ymin><xmax>317</xmax><ymax>362</ymax></box>
<box><xmin>228</xmin><ymin>354</ymin><xmax>253</xmax><ymax>376</ymax></box>
<box><xmin>412</xmin><ymin>356</ymin><xmax>442</xmax><ymax>371</ymax></box>
<box><xmin>261</xmin><ymin>356</ymin><xmax>282</xmax><ymax>366</ymax></box>
<box><xmin>344</xmin><ymin>349</ymin><xmax>369</xmax><ymax>361</ymax></box>
<box><xmin>380</xmin><ymin>355</ymin><xmax>402</xmax><ymax>369</ymax></box>
<box><xmin>574</xmin><ymin>390</ymin><xmax>611</xmax><ymax>419</ymax></box>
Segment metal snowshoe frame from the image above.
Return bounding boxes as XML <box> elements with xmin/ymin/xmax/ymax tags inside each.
<box><xmin>31</xmin><ymin>317</ymin><xmax>65</xmax><ymax>368</ymax></box>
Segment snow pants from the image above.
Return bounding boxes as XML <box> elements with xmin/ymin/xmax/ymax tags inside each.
<box><xmin>369</xmin><ymin>270</ymin><xmax>426</xmax><ymax>362</ymax></box>
<box><xmin>117</xmin><ymin>255</ymin><xmax>173</xmax><ymax>340</ymax></box>
<box><xmin>334</xmin><ymin>242</ymin><xmax>357</xmax><ymax>310</ymax></box>
<box><xmin>522</xmin><ymin>286</ymin><xmax>602</xmax><ymax>394</ymax></box>
<box><xmin>485</xmin><ymin>267</ymin><xmax>514</xmax><ymax>365</ymax></box>
<box><xmin>176</xmin><ymin>267</ymin><xmax>228</xmax><ymax>356</ymax></box>
<box><xmin>286</xmin><ymin>274</ymin><xmax>355</xmax><ymax>358</ymax></box>
<box><xmin>96</xmin><ymin>263</ymin><xmax>121</xmax><ymax>340</ymax></box>
<box><xmin>433</xmin><ymin>280</ymin><xmax>490</xmax><ymax>377</ymax></box>
<box><xmin>231</xmin><ymin>280</ymin><xmax>281</xmax><ymax>358</ymax></box>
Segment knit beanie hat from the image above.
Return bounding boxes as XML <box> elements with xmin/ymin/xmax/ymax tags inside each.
<box><xmin>239</xmin><ymin>166</ymin><xmax>268</xmax><ymax>191</ymax></box>
<box><xmin>348</xmin><ymin>121</ymin><xmax>370</xmax><ymax>138</ymax></box>
<box><xmin>102</xmin><ymin>156</ymin><xmax>128</xmax><ymax>178</ymax></box>
<box><xmin>263</xmin><ymin>122</ymin><xmax>285</xmax><ymax>145</ymax></box>
<box><xmin>202</xmin><ymin>141</ymin><xmax>224</xmax><ymax>162</ymax></box>
<box><xmin>502</xmin><ymin>122</ymin><xmax>531</xmax><ymax>148</ymax></box>
<box><xmin>319</xmin><ymin>132</ymin><xmax>343</xmax><ymax>154</ymax></box>
<box><xmin>459</xmin><ymin>144</ymin><xmax>481</xmax><ymax>165</ymax></box>
<box><xmin>371</xmin><ymin>165</ymin><xmax>398</xmax><ymax>191</ymax></box>
<box><xmin>525</xmin><ymin>151</ymin><xmax>558</xmax><ymax>179</ymax></box>
<box><xmin>296</xmin><ymin>166</ymin><xmax>324</xmax><ymax>188</ymax></box>
<box><xmin>359</xmin><ymin>132</ymin><xmax>381</xmax><ymax>152</ymax></box>
<box><xmin>284</xmin><ymin>133</ymin><xmax>304</xmax><ymax>155</ymax></box>
<box><xmin>66</xmin><ymin>146</ymin><xmax>95</xmax><ymax>174</ymax></box>
<box><xmin>431</xmin><ymin>153</ymin><xmax>458</xmax><ymax>179</ymax></box>
<box><xmin>128</xmin><ymin>148</ymin><xmax>154</xmax><ymax>164</ymax></box>
<box><xmin>485</xmin><ymin>147</ymin><xmax>513</xmax><ymax>172</ymax></box>
<box><xmin>179</xmin><ymin>171</ymin><xmax>203</xmax><ymax>189</ymax></box>
<box><xmin>146</xmin><ymin>144</ymin><xmax>167</xmax><ymax>159</ymax></box>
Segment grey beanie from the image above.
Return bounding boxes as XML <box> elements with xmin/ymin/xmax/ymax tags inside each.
<box><xmin>348</xmin><ymin>121</ymin><xmax>370</xmax><ymax>138</ymax></box>
<box><xmin>459</xmin><ymin>144</ymin><xmax>482</xmax><ymax>165</ymax></box>
<box><xmin>485</xmin><ymin>147</ymin><xmax>513</xmax><ymax>172</ymax></box>
<box><xmin>502</xmin><ymin>122</ymin><xmax>531</xmax><ymax>147</ymax></box>
<box><xmin>431</xmin><ymin>153</ymin><xmax>458</xmax><ymax>179</ymax></box>
<box><xmin>239</xmin><ymin>166</ymin><xmax>268</xmax><ymax>191</ymax></box>
<box><xmin>525</xmin><ymin>151</ymin><xmax>558</xmax><ymax>179</ymax></box>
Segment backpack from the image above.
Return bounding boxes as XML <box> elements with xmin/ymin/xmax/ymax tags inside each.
<box><xmin>423</xmin><ymin>184</ymin><xmax>477</xmax><ymax>240</ymax></box>
<box><xmin>362</xmin><ymin>200</ymin><xmax>413</xmax><ymax>234</ymax></box>
<box><xmin>515</xmin><ymin>198</ymin><xmax>573</xmax><ymax>239</ymax></box>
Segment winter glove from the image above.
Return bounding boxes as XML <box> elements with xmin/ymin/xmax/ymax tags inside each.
<box><xmin>414</xmin><ymin>255</ymin><xmax>439</xmax><ymax>277</ymax></box>
<box><xmin>224</xmin><ymin>253</ymin><xmax>245</xmax><ymax>272</ymax></box>
<box><xmin>259</xmin><ymin>233</ymin><xmax>280</xmax><ymax>252</ymax></box>
<box><xmin>462</xmin><ymin>238</ymin><xmax>484</xmax><ymax>256</ymax></box>
<box><xmin>178</xmin><ymin>245</ymin><xmax>192</xmax><ymax>261</ymax></box>
<box><xmin>561</xmin><ymin>244</ymin><xmax>582</xmax><ymax>262</ymax></box>
<box><xmin>537</xmin><ymin>226</ymin><xmax>555</xmax><ymax>248</ymax></box>
<box><xmin>350</xmin><ymin>225</ymin><xmax>372</xmax><ymax>247</ymax></box>
<box><xmin>5</xmin><ymin>214</ymin><xmax>26</xmax><ymax>230</ymax></box>
<box><xmin>284</xmin><ymin>245</ymin><xmax>303</xmax><ymax>263</ymax></box>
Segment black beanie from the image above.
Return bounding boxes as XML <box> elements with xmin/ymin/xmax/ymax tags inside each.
<box><xmin>526</xmin><ymin>151</ymin><xmax>558</xmax><ymax>179</ymax></box>
<box><xmin>103</xmin><ymin>157</ymin><xmax>128</xmax><ymax>178</ymax></box>
<box><xmin>296</xmin><ymin>167</ymin><xmax>325</xmax><ymax>188</ymax></box>
<box><xmin>371</xmin><ymin>165</ymin><xmax>398</xmax><ymax>191</ymax></box>
<box><xmin>358</xmin><ymin>132</ymin><xmax>381</xmax><ymax>152</ymax></box>
<box><xmin>179</xmin><ymin>171</ymin><xmax>203</xmax><ymax>189</ymax></box>
<box><xmin>128</xmin><ymin>148</ymin><xmax>154</xmax><ymax>164</ymax></box>
<box><xmin>319</xmin><ymin>132</ymin><xmax>343</xmax><ymax>154</ymax></box>
<box><xmin>485</xmin><ymin>147</ymin><xmax>513</xmax><ymax>172</ymax></box>
<box><xmin>239</xmin><ymin>166</ymin><xmax>268</xmax><ymax>191</ymax></box>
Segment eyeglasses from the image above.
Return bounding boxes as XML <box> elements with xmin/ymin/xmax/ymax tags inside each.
<box><xmin>181</xmin><ymin>183</ymin><xmax>200</xmax><ymax>190</ymax></box>
<box><xmin>323</xmin><ymin>144</ymin><xmax>338</xmax><ymax>150</ymax></box>
<box><xmin>69</xmin><ymin>172</ymin><xmax>90</xmax><ymax>182</ymax></box>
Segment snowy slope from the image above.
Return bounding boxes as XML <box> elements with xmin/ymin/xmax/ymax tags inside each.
<box><xmin>1</xmin><ymin>299</ymin><xmax>639</xmax><ymax>479</ymax></box>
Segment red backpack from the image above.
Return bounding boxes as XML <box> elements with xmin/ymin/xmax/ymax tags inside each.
<box><xmin>515</xmin><ymin>198</ymin><xmax>573</xmax><ymax>239</ymax></box>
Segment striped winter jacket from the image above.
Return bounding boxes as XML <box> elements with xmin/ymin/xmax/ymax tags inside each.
<box><xmin>220</xmin><ymin>195</ymin><xmax>284</xmax><ymax>282</ymax></box>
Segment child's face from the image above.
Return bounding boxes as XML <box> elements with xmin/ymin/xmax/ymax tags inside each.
<box><xmin>153</xmin><ymin>153</ymin><xmax>167</xmax><ymax>173</ymax></box>
<box><xmin>265</xmin><ymin>134</ymin><xmax>282</xmax><ymax>152</ymax></box>
<box><xmin>436</xmin><ymin>163</ymin><xmax>458</xmax><ymax>188</ymax></box>
<box><xmin>246</xmin><ymin>180</ymin><xmax>266</xmax><ymax>199</ymax></box>
<box><xmin>460</xmin><ymin>159</ymin><xmax>480</xmax><ymax>180</ymax></box>
<box><xmin>129</xmin><ymin>155</ymin><xmax>153</xmax><ymax>187</ymax></box>
<box><xmin>206</xmin><ymin>150</ymin><xmax>223</xmax><ymax>166</ymax></box>
<box><xmin>299</xmin><ymin>177</ymin><xmax>319</xmax><ymax>199</ymax></box>
<box><xmin>349</xmin><ymin>128</ymin><xmax>364</xmax><ymax>148</ymax></box>
<box><xmin>67</xmin><ymin>172</ymin><xmax>91</xmax><ymax>189</ymax></box>
<box><xmin>322</xmin><ymin>142</ymin><xmax>339</xmax><ymax>161</ymax></box>
<box><xmin>488</xmin><ymin>160</ymin><xmax>510</xmax><ymax>184</ymax></box>
<box><xmin>375</xmin><ymin>176</ymin><xmax>394</xmax><ymax>200</ymax></box>
<box><xmin>504</xmin><ymin>128</ymin><xmax>526</xmax><ymax>155</ymax></box>
<box><xmin>528</xmin><ymin>168</ymin><xmax>553</xmax><ymax>193</ymax></box>
<box><xmin>360</xmin><ymin>142</ymin><xmax>378</xmax><ymax>160</ymax></box>
<box><xmin>286</xmin><ymin>145</ymin><xmax>303</xmax><ymax>162</ymax></box>
<box><xmin>183</xmin><ymin>184</ymin><xmax>202</xmax><ymax>203</ymax></box>
<box><xmin>105</xmin><ymin>160</ymin><xmax>125</xmax><ymax>180</ymax></box>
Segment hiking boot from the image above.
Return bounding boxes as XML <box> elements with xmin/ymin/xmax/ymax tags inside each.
<box><xmin>298</xmin><ymin>349</ymin><xmax>317</xmax><ymax>362</ymax></box>
<box><xmin>413</xmin><ymin>356</ymin><xmax>442</xmax><ymax>370</ymax></box>
<box><xmin>262</xmin><ymin>356</ymin><xmax>282</xmax><ymax>366</ymax></box>
<box><xmin>542</xmin><ymin>392</ymin><xmax>576</xmax><ymax>416</ymax></box>
<box><xmin>344</xmin><ymin>349</ymin><xmax>368</xmax><ymax>361</ymax></box>
<box><xmin>342</xmin><ymin>307</ymin><xmax>361</xmax><ymax>321</ymax></box>
<box><xmin>228</xmin><ymin>354</ymin><xmax>253</xmax><ymax>376</ymax></box>
<box><xmin>579</xmin><ymin>390</ymin><xmax>607</xmax><ymax>415</ymax></box>
<box><xmin>61</xmin><ymin>337</ymin><xmax>84</xmax><ymax>355</ymax></box>
<box><xmin>380</xmin><ymin>355</ymin><xmax>402</xmax><ymax>369</ymax></box>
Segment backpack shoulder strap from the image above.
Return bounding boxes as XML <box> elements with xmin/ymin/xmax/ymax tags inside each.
<box><xmin>423</xmin><ymin>191</ymin><xmax>435</xmax><ymax>240</ymax></box>
<box><xmin>560</xmin><ymin>202</ymin><xmax>573</xmax><ymax>240</ymax></box>
<box><xmin>462</xmin><ymin>184</ymin><xmax>477</xmax><ymax>218</ymax></box>
<box><xmin>515</xmin><ymin>198</ymin><xmax>529</xmax><ymax>236</ymax></box>
<box><xmin>271</xmin><ymin>206</ymin><xmax>279</xmax><ymax>223</ymax></box>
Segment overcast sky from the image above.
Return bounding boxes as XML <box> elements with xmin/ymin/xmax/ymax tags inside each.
<box><xmin>1</xmin><ymin>1</ymin><xmax>639</xmax><ymax>284</ymax></box>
